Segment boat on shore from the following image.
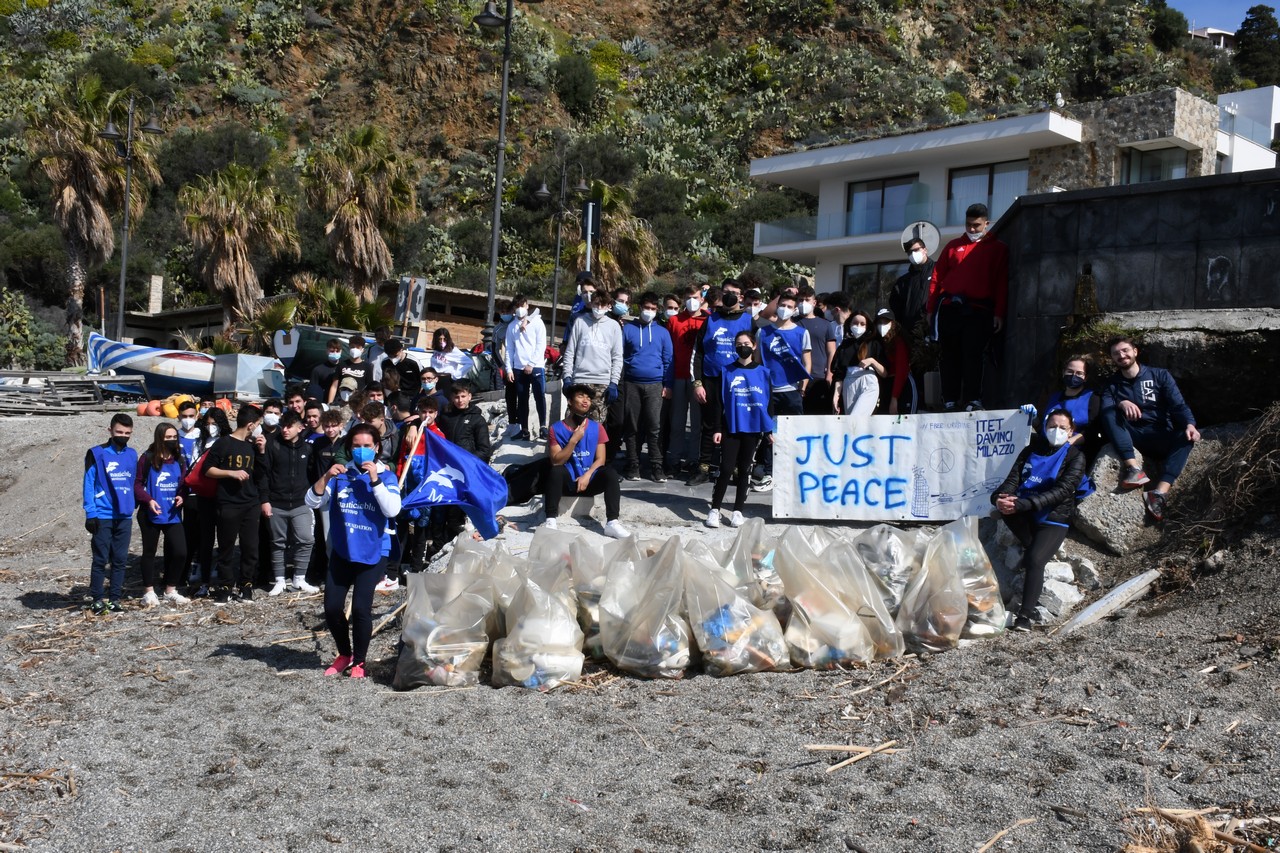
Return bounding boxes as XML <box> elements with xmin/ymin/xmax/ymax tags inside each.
<box><xmin>87</xmin><ymin>333</ymin><xmax>285</xmax><ymax>399</ymax></box>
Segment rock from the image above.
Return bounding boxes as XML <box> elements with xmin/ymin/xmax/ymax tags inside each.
<box><xmin>1039</xmin><ymin>578</ymin><xmax>1085</xmax><ymax>617</ymax></box>
<box><xmin>1074</xmin><ymin>445</ymin><xmax>1149</xmax><ymax>554</ymax></box>
<box><xmin>1067</xmin><ymin>554</ymin><xmax>1102</xmax><ymax>590</ymax></box>
<box><xmin>1201</xmin><ymin>550</ymin><xmax>1228</xmax><ymax>572</ymax></box>
<box><xmin>1044</xmin><ymin>561</ymin><xmax>1075</xmax><ymax>584</ymax></box>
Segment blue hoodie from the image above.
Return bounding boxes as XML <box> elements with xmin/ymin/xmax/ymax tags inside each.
<box><xmin>622</xmin><ymin>318</ymin><xmax>673</xmax><ymax>386</ymax></box>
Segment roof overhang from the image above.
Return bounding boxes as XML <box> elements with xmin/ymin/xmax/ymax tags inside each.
<box><xmin>750</xmin><ymin>111</ymin><xmax>1084</xmax><ymax>194</ymax></box>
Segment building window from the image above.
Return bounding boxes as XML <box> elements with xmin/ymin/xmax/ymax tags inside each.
<box><xmin>947</xmin><ymin>160</ymin><xmax>1028</xmax><ymax>224</ymax></box>
<box><xmin>841</xmin><ymin>261</ymin><xmax>910</xmax><ymax>312</ymax></box>
<box><xmin>1121</xmin><ymin>147</ymin><xmax>1187</xmax><ymax>184</ymax></box>
<box><xmin>846</xmin><ymin>175</ymin><xmax>917</xmax><ymax>236</ymax></box>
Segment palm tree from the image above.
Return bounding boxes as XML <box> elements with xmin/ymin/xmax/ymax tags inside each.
<box><xmin>564</xmin><ymin>180</ymin><xmax>660</xmax><ymax>290</ymax></box>
<box><xmin>291</xmin><ymin>272</ymin><xmax>393</xmax><ymax>331</ymax></box>
<box><xmin>30</xmin><ymin>75</ymin><xmax>162</xmax><ymax>364</ymax></box>
<box><xmin>238</xmin><ymin>297</ymin><xmax>299</xmax><ymax>354</ymax></box>
<box><xmin>178</xmin><ymin>163</ymin><xmax>299</xmax><ymax>334</ymax></box>
<box><xmin>302</xmin><ymin>125</ymin><xmax>417</xmax><ymax>301</ymax></box>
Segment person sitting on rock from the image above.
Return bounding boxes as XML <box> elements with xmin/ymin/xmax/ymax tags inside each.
<box><xmin>1099</xmin><ymin>336</ymin><xmax>1199</xmax><ymax>521</ymax></box>
<box><xmin>991</xmin><ymin>408</ymin><xmax>1086</xmax><ymax>632</ymax></box>
<box><xmin>542</xmin><ymin>384</ymin><xmax>630</xmax><ymax>539</ymax></box>
<box><xmin>1041</xmin><ymin>354</ymin><xmax>1103</xmax><ymax>467</ymax></box>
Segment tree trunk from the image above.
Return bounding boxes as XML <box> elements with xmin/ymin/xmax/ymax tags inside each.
<box><xmin>222</xmin><ymin>289</ymin><xmax>236</xmax><ymax>337</ymax></box>
<box><xmin>65</xmin><ymin>248</ymin><xmax>88</xmax><ymax>367</ymax></box>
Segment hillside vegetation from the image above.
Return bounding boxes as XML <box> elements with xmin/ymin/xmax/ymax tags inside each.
<box><xmin>0</xmin><ymin>0</ymin><xmax>1245</xmax><ymax>362</ymax></box>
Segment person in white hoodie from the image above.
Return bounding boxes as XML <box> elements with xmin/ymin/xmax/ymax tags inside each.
<box><xmin>503</xmin><ymin>293</ymin><xmax>549</xmax><ymax>441</ymax></box>
<box><xmin>561</xmin><ymin>289</ymin><xmax>624</xmax><ymax>424</ymax></box>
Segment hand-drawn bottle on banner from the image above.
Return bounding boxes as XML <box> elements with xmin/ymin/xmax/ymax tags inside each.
<box><xmin>911</xmin><ymin>466</ymin><xmax>929</xmax><ymax>518</ymax></box>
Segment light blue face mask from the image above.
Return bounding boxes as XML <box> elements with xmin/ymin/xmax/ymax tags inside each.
<box><xmin>351</xmin><ymin>446</ymin><xmax>376</xmax><ymax>467</ymax></box>
<box><xmin>500</xmin><ymin>314</ymin><xmax>513</xmax><ymax>322</ymax></box>
<box><xmin>612</xmin><ymin>302</ymin><xmax>628</xmax><ymax>316</ymax></box>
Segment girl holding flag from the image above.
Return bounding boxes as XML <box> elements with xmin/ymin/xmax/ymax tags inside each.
<box><xmin>990</xmin><ymin>409</ymin><xmax>1086</xmax><ymax>632</ymax></box>
<box><xmin>307</xmin><ymin>424</ymin><xmax>402</xmax><ymax>679</ymax></box>
<box><xmin>133</xmin><ymin>423</ymin><xmax>191</xmax><ymax>607</ymax></box>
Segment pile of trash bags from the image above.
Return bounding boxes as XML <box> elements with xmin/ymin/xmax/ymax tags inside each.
<box><xmin>393</xmin><ymin>515</ymin><xmax>1006</xmax><ymax>691</ymax></box>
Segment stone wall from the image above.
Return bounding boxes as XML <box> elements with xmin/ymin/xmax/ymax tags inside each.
<box><xmin>1027</xmin><ymin>88</ymin><xmax>1220</xmax><ymax>193</ymax></box>
<box><xmin>987</xmin><ymin>168</ymin><xmax>1280</xmax><ymax>423</ymax></box>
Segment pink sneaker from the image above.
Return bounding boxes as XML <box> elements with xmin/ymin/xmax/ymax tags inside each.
<box><xmin>348</xmin><ymin>663</ymin><xmax>366</xmax><ymax>679</ymax></box>
<box><xmin>324</xmin><ymin>654</ymin><xmax>352</xmax><ymax>676</ymax></box>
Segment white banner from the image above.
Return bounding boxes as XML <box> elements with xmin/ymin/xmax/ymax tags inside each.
<box><xmin>772</xmin><ymin>410</ymin><xmax>1032</xmax><ymax>522</ymax></box>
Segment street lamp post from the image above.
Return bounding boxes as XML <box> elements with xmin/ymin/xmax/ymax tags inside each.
<box><xmin>98</xmin><ymin>94</ymin><xmax>163</xmax><ymax>342</ymax></box>
<box><xmin>535</xmin><ymin>158</ymin><xmax>587</xmax><ymax>423</ymax></box>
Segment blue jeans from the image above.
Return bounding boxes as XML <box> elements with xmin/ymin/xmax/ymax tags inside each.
<box><xmin>514</xmin><ymin>368</ymin><xmax>547</xmax><ymax>432</ymax></box>
<box><xmin>1101</xmin><ymin>413</ymin><xmax>1195</xmax><ymax>485</ymax></box>
<box><xmin>90</xmin><ymin>516</ymin><xmax>132</xmax><ymax>601</ymax></box>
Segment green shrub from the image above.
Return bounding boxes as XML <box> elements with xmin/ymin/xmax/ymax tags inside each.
<box><xmin>44</xmin><ymin>30</ymin><xmax>81</xmax><ymax>50</ymax></box>
<box><xmin>132</xmin><ymin>42</ymin><xmax>176</xmax><ymax>68</ymax></box>
<box><xmin>945</xmin><ymin>91</ymin><xmax>967</xmax><ymax>114</ymax></box>
<box><xmin>552</xmin><ymin>53</ymin><xmax>597</xmax><ymax>119</ymax></box>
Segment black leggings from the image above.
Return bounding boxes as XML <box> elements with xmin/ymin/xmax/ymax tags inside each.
<box><xmin>324</xmin><ymin>554</ymin><xmax>385</xmax><ymax>665</ymax></box>
<box><xmin>712</xmin><ymin>433</ymin><xmax>762</xmax><ymax>512</ymax></box>
<box><xmin>139</xmin><ymin>516</ymin><xmax>187</xmax><ymax>589</ymax></box>
<box><xmin>1001</xmin><ymin>514</ymin><xmax>1069</xmax><ymax>620</ymax></box>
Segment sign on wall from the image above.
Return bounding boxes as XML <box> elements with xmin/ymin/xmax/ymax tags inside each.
<box><xmin>396</xmin><ymin>276</ymin><xmax>427</xmax><ymax>323</ymax></box>
<box><xmin>773</xmin><ymin>411</ymin><xmax>1033</xmax><ymax>522</ymax></box>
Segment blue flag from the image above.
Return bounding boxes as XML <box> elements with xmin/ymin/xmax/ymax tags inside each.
<box><xmin>401</xmin><ymin>430</ymin><xmax>508</xmax><ymax>539</ymax></box>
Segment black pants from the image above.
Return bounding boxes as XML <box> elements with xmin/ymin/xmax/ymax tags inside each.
<box><xmin>606</xmin><ymin>384</ymin><xmax>626</xmax><ymax>464</ymax></box>
<box><xmin>324</xmin><ymin>554</ymin><xmax>384</xmax><ymax>664</ymax></box>
<box><xmin>544</xmin><ymin>466</ymin><xmax>621</xmax><ymax>521</ymax></box>
<box><xmin>712</xmin><ymin>433</ymin><xmax>762</xmax><ymax>512</ymax></box>
<box><xmin>215</xmin><ymin>501</ymin><xmax>259</xmax><ymax>589</ymax></box>
<box><xmin>696</xmin><ymin>380</ymin><xmax>724</xmax><ymax>470</ymax></box>
<box><xmin>623</xmin><ymin>382</ymin><xmax>664</xmax><ymax>472</ymax></box>
<box><xmin>139</xmin><ymin>515</ymin><xmax>187</xmax><ymax>589</ymax></box>
<box><xmin>1001</xmin><ymin>514</ymin><xmax>1069</xmax><ymax>620</ymax></box>
<box><xmin>188</xmin><ymin>497</ymin><xmax>218</xmax><ymax>584</ymax></box>
<box><xmin>936</xmin><ymin>302</ymin><xmax>994</xmax><ymax>407</ymax></box>
<box><xmin>306</xmin><ymin>508</ymin><xmax>328</xmax><ymax>585</ymax></box>
<box><xmin>182</xmin><ymin>496</ymin><xmax>203</xmax><ymax>576</ymax></box>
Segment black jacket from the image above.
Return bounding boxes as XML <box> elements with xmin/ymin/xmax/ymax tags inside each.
<box><xmin>890</xmin><ymin>261</ymin><xmax>933</xmax><ymax>335</ymax></box>
<box><xmin>256</xmin><ymin>431</ymin><xmax>313</xmax><ymax>510</ymax></box>
<box><xmin>991</xmin><ymin>440</ymin><xmax>1086</xmax><ymax>527</ymax></box>
<box><xmin>439</xmin><ymin>405</ymin><xmax>492</xmax><ymax>462</ymax></box>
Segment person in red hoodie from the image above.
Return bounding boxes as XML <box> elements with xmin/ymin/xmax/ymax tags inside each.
<box><xmin>662</xmin><ymin>284</ymin><xmax>708</xmax><ymax>476</ymax></box>
<box><xmin>926</xmin><ymin>202</ymin><xmax>1008</xmax><ymax>412</ymax></box>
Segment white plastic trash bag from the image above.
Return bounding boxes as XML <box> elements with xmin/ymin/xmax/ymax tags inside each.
<box><xmin>393</xmin><ymin>572</ymin><xmax>494</xmax><ymax>689</ymax></box>
<box><xmin>598</xmin><ymin>537</ymin><xmax>692</xmax><ymax>679</ymax></box>
<box><xmin>492</xmin><ymin>570</ymin><xmax>585</xmax><ymax>691</ymax></box>
<box><xmin>682</xmin><ymin>550</ymin><xmax>789</xmax><ymax>676</ymax></box>
<box><xmin>946</xmin><ymin>516</ymin><xmax>1007</xmax><ymax>638</ymax></box>
<box><xmin>719</xmin><ymin>517</ymin><xmax>785</xmax><ymax>610</ymax></box>
<box><xmin>774</xmin><ymin>527</ymin><xmax>877</xmax><ymax>668</ymax></box>
<box><xmin>853</xmin><ymin>524</ymin><xmax>923</xmax><ymax>616</ymax></box>
<box><xmin>827</xmin><ymin>541</ymin><xmax>905</xmax><ymax>660</ymax></box>
<box><xmin>895</xmin><ymin>521</ymin><xmax>970</xmax><ymax>652</ymax></box>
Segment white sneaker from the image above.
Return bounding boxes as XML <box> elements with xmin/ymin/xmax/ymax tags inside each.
<box><xmin>291</xmin><ymin>577</ymin><xmax>319</xmax><ymax>594</ymax></box>
<box><xmin>602</xmin><ymin>519</ymin><xmax>631</xmax><ymax>539</ymax></box>
<box><xmin>705</xmin><ymin>509</ymin><xmax>721</xmax><ymax>528</ymax></box>
<box><xmin>730</xmin><ymin>511</ymin><xmax>745</xmax><ymax>528</ymax></box>
<box><xmin>268</xmin><ymin>579</ymin><xmax>287</xmax><ymax>597</ymax></box>
<box><xmin>141</xmin><ymin>590</ymin><xmax>160</xmax><ymax>607</ymax></box>
<box><xmin>375</xmin><ymin>576</ymin><xmax>400</xmax><ymax>593</ymax></box>
<box><xmin>163</xmin><ymin>589</ymin><xmax>190</xmax><ymax>605</ymax></box>
<box><xmin>542</xmin><ymin>516</ymin><xmax>559</xmax><ymax>530</ymax></box>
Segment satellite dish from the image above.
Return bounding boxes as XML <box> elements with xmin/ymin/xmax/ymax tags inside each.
<box><xmin>900</xmin><ymin>220</ymin><xmax>941</xmax><ymax>258</ymax></box>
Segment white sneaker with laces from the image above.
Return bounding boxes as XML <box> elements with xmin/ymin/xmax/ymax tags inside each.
<box><xmin>268</xmin><ymin>579</ymin><xmax>287</xmax><ymax>597</ymax></box>
<box><xmin>141</xmin><ymin>590</ymin><xmax>160</xmax><ymax>607</ymax></box>
<box><xmin>542</xmin><ymin>516</ymin><xmax>559</xmax><ymax>530</ymax></box>
<box><xmin>602</xmin><ymin>519</ymin><xmax>631</xmax><ymax>539</ymax></box>
<box><xmin>291</xmin><ymin>577</ymin><xmax>319</xmax><ymax>594</ymax></box>
<box><xmin>163</xmin><ymin>589</ymin><xmax>190</xmax><ymax>605</ymax></box>
<box><xmin>705</xmin><ymin>508</ymin><xmax>721</xmax><ymax>528</ymax></box>
<box><xmin>730</xmin><ymin>511</ymin><xmax>745</xmax><ymax>528</ymax></box>
<box><xmin>375</xmin><ymin>576</ymin><xmax>400</xmax><ymax>593</ymax></box>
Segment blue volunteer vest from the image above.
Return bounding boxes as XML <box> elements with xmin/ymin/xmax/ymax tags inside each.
<box><xmin>721</xmin><ymin>364</ymin><xmax>775</xmax><ymax>434</ymax></box>
<box><xmin>178</xmin><ymin>433</ymin><xmax>201</xmax><ymax>466</ymax></box>
<box><xmin>701</xmin><ymin>312</ymin><xmax>754</xmax><ymax>378</ymax></box>
<box><xmin>91</xmin><ymin>445</ymin><xmax>137</xmax><ymax>516</ymax></box>
<box><xmin>328</xmin><ymin>468</ymin><xmax>398</xmax><ymax>564</ymax></box>
<box><xmin>1042</xmin><ymin>389</ymin><xmax>1093</xmax><ymax>432</ymax></box>
<box><xmin>146</xmin><ymin>458</ymin><xmax>183</xmax><ymax>525</ymax></box>
<box><xmin>551</xmin><ymin>418</ymin><xmax>601</xmax><ymax>480</ymax></box>
<box><xmin>1017</xmin><ymin>443</ymin><xmax>1072</xmax><ymax>527</ymax></box>
<box><xmin>758</xmin><ymin>324</ymin><xmax>811</xmax><ymax>388</ymax></box>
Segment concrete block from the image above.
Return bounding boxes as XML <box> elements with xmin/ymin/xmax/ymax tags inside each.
<box><xmin>562</xmin><ymin>495</ymin><xmax>597</xmax><ymax>518</ymax></box>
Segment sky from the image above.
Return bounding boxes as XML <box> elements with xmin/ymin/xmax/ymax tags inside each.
<box><xmin>1172</xmin><ymin>1</ymin><xmax>1262</xmax><ymax>32</ymax></box>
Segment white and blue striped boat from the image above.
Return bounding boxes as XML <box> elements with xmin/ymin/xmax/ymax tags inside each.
<box><xmin>87</xmin><ymin>333</ymin><xmax>285</xmax><ymax>399</ymax></box>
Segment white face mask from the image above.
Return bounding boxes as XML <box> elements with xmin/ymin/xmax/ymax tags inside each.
<box><xmin>750</xmin><ymin>304</ymin><xmax>763</xmax><ymax>317</ymax></box>
<box><xmin>350</xmin><ymin>347</ymin><xmax>364</xmax><ymax>359</ymax></box>
<box><xmin>180</xmin><ymin>416</ymin><xmax>196</xmax><ymax>431</ymax></box>
<box><xmin>877</xmin><ymin>324</ymin><xmax>892</xmax><ymax>337</ymax></box>
<box><xmin>206</xmin><ymin>424</ymin><xmax>219</xmax><ymax>438</ymax></box>
<box><xmin>591</xmin><ymin>307</ymin><xmax>608</xmax><ymax>320</ymax></box>
<box><xmin>515</xmin><ymin>306</ymin><xmax>528</xmax><ymax>319</ymax></box>
<box><xmin>640</xmin><ymin>309</ymin><xmax>656</xmax><ymax>323</ymax></box>
<box><xmin>798</xmin><ymin>301</ymin><xmax>813</xmax><ymax>316</ymax></box>
<box><xmin>263</xmin><ymin>413</ymin><xmax>280</xmax><ymax>428</ymax></box>
<box><xmin>1046</xmin><ymin>427</ymin><xmax>1070</xmax><ymax>447</ymax></box>
<box><xmin>965</xmin><ymin>230</ymin><xmax>983</xmax><ymax>242</ymax></box>
<box><xmin>685</xmin><ymin>297</ymin><xmax>700</xmax><ymax>313</ymax></box>
<box><xmin>850</xmin><ymin>324</ymin><xmax>866</xmax><ymax>339</ymax></box>
<box><xmin>251</xmin><ymin>424</ymin><xmax>263</xmax><ymax>439</ymax></box>
<box><xmin>910</xmin><ymin>249</ymin><xmax>927</xmax><ymax>265</ymax></box>
<box><xmin>665</xmin><ymin>308</ymin><xmax>678</xmax><ymax>318</ymax></box>
<box><xmin>775</xmin><ymin>306</ymin><xmax>794</xmax><ymax>322</ymax></box>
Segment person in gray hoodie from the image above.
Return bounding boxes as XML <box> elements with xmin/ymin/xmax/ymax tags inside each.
<box><xmin>561</xmin><ymin>289</ymin><xmax>623</xmax><ymax>424</ymax></box>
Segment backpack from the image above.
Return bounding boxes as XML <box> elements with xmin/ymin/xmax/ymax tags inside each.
<box><xmin>501</xmin><ymin>456</ymin><xmax>551</xmax><ymax>505</ymax></box>
<box><xmin>183</xmin><ymin>450</ymin><xmax>217</xmax><ymax>499</ymax></box>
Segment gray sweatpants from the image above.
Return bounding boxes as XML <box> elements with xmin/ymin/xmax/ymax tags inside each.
<box><xmin>268</xmin><ymin>504</ymin><xmax>315</xmax><ymax>581</ymax></box>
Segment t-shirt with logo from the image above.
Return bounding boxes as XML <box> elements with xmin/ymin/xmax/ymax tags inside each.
<box><xmin>758</xmin><ymin>324</ymin><xmax>811</xmax><ymax>391</ymax></box>
<box><xmin>207</xmin><ymin>435</ymin><xmax>259</xmax><ymax>507</ymax></box>
<box><xmin>327</xmin><ymin>467</ymin><xmax>399</xmax><ymax>564</ymax></box>
<box><xmin>719</xmin><ymin>362</ymin><xmax>775</xmax><ymax>435</ymax></box>
<box><xmin>700</xmin><ymin>311</ymin><xmax>754</xmax><ymax>379</ymax></box>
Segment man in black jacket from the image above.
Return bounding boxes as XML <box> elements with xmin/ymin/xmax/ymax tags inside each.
<box><xmin>890</xmin><ymin>237</ymin><xmax>934</xmax><ymax>345</ymax></box>
<box><xmin>256</xmin><ymin>411</ymin><xmax>316</xmax><ymax>595</ymax></box>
